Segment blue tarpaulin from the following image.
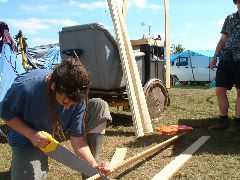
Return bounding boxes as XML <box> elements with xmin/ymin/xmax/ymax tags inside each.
<box><xmin>0</xmin><ymin>43</ymin><xmax>60</xmax><ymax>102</ymax></box>
<box><xmin>0</xmin><ymin>43</ymin><xmax>25</xmax><ymax>102</ymax></box>
<box><xmin>171</xmin><ymin>50</ymin><xmax>214</xmax><ymax>62</ymax></box>
<box><xmin>27</xmin><ymin>44</ymin><xmax>61</xmax><ymax>69</ymax></box>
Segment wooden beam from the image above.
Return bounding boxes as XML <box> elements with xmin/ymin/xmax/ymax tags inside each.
<box><xmin>108</xmin><ymin>0</ymin><xmax>144</xmax><ymax>137</ymax></box>
<box><xmin>117</xmin><ymin>5</ymin><xmax>153</xmax><ymax>134</ymax></box>
<box><xmin>163</xmin><ymin>0</ymin><xmax>171</xmax><ymax>89</ymax></box>
<box><xmin>122</xmin><ymin>0</ymin><xmax>128</xmax><ymax>17</ymax></box>
<box><xmin>151</xmin><ymin>136</ymin><xmax>210</xmax><ymax>180</ymax></box>
<box><xmin>87</xmin><ymin>133</ymin><xmax>186</xmax><ymax>180</ymax></box>
<box><xmin>86</xmin><ymin>148</ymin><xmax>127</xmax><ymax>180</ymax></box>
<box><xmin>107</xmin><ymin>0</ymin><xmax>153</xmax><ymax>136</ymax></box>
<box><xmin>109</xmin><ymin>148</ymin><xmax>127</xmax><ymax>169</ymax></box>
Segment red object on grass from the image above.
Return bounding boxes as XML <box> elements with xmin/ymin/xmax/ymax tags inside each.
<box><xmin>155</xmin><ymin>125</ymin><xmax>193</xmax><ymax>135</ymax></box>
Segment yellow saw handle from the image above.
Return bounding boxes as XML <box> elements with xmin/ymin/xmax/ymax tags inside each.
<box><xmin>39</xmin><ymin>131</ymin><xmax>60</xmax><ymax>153</ymax></box>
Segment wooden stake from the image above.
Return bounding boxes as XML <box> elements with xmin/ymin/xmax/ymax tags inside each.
<box><xmin>108</xmin><ymin>0</ymin><xmax>145</xmax><ymax>137</ymax></box>
<box><xmin>117</xmin><ymin>5</ymin><xmax>153</xmax><ymax>133</ymax></box>
<box><xmin>164</xmin><ymin>0</ymin><xmax>171</xmax><ymax>89</ymax></box>
<box><xmin>108</xmin><ymin>0</ymin><xmax>153</xmax><ymax>136</ymax></box>
<box><xmin>122</xmin><ymin>0</ymin><xmax>128</xmax><ymax>17</ymax></box>
<box><xmin>88</xmin><ymin>133</ymin><xmax>186</xmax><ymax>180</ymax></box>
<box><xmin>152</xmin><ymin>136</ymin><xmax>210</xmax><ymax>180</ymax></box>
<box><xmin>109</xmin><ymin>148</ymin><xmax>127</xmax><ymax>169</ymax></box>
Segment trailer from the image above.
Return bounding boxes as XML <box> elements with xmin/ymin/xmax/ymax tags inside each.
<box><xmin>59</xmin><ymin>23</ymin><xmax>169</xmax><ymax>120</ymax></box>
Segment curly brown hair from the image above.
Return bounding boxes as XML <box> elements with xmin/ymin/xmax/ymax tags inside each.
<box><xmin>51</xmin><ymin>57</ymin><xmax>90</xmax><ymax>102</ymax></box>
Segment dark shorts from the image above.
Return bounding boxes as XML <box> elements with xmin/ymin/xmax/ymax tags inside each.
<box><xmin>216</xmin><ymin>60</ymin><xmax>240</xmax><ymax>90</ymax></box>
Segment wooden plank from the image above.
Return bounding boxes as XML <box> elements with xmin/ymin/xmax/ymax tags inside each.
<box><xmin>114</xmin><ymin>0</ymin><xmax>152</xmax><ymax>133</ymax></box>
<box><xmin>88</xmin><ymin>133</ymin><xmax>186</xmax><ymax>180</ymax></box>
<box><xmin>109</xmin><ymin>148</ymin><xmax>127</xmax><ymax>169</ymax></box>
<box><xmin>108</xmin><ymin>0</ymin><xmax>151</xmax><ymax>137</ymax></box>
<box><xmin>163</xmin><ymin>0</ymin><xmax>171</xmax><ymax>89</ymax></box>
<box><xmin>109</xmin><ymin>0</ymin><xmax>145</xmax><ymax>137</ymax></box>
<box><xmin>122</xmin><ymin>0</ymin><xmax>128</xmax><ymax>17</ymax></box>
<box><xmin>116</xmin><ymin>6</ymin><xmax>153</xmax><ymax>134</ymax></box>
<box><xmin>86</xmin><ymin>148</ymin><xmax>127</xmax><ymax>180</ymax></box>
<box><xmin>151</xmin><ymin>136</ymin><xmax>210</xmax><ymax>180</ymax></box>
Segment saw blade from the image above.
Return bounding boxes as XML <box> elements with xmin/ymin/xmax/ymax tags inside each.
<box><xmin>47</xmin><ymin>145</ymin><xmax>98</xmax><ymax>177</ymax></box>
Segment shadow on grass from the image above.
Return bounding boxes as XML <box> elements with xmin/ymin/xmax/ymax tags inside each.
<box><xmin>173</xmin><ymin>83</ymin><xmax>210</xmax><ymax>89</ymax></box>
<box><xmin>175</xmin><ymin>117</ymin><xmax>240</xmax><ymax>155</ymax></box>
<box><xmin>0</xmin><ymin>170</ymin><xmax>10</xmax><ymax>180</ymax></box>
<box><xmin>110</xmin><ymin>117</ymin><xmax>240</xmax><ymax>179</ymax></box>
<box><xmin>105</xmin><ymin>130</ymin><xmax>135</xmax><ymax>137</ymax></box>
<box><xmin>122</xmin><ymin>134</ymin><xmax>170</xmax><ymax>148</ymax></box>
<box><xmin>109</xmin><ymin>114</ymin><xmax>240</xmax><ymax>155</ymax></box>
<box><xmin>110</xmin><ymin>112</ymin><xmax>133</xmax><ymax>127</ymax></box>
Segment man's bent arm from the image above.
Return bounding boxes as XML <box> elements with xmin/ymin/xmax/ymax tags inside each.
<box><xmin>70</xmin><ymin>136</ymin><xmax>98</xmax><ymax>168</ymax></box>
<box><xmin>209</xmin><ymin>33</ymin><xmax>228</xmax><ymax>69</ymax></box>
<box><xmin>6</xmin><ymin>117</ymin><xmax>36</xmax><ymax>140</ymax></box>
<box><xmin>6</xmin><ymin>118</ymin><xmax>49</xmax><ymax>147</ymax></box>
<box><xmin>214</xmin><ymin>33</ymin><xmax>228</xmax><ymax>58</ymax></box>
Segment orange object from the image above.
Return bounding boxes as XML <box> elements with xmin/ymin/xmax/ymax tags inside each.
<box><xmin>155</xmin><ymin>125</ymin><xmax>193</xmax><ymax>135</ymax></box>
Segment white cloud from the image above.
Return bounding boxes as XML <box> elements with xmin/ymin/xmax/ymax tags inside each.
<box><xmin>129</xmin><ymin>0</ymin><xmax>162</xmax><ymax>10</ymax></box>
<box><xmin>0</xmin><ymin>0</ymin><xmax>8</xmax><ymax>3</ymax></box>
<box><xmin>131</xmin><ymin>0</ymin><xmax>146</xmax><ymax>8</ymax></box>
<box><xmin>148</xmin><ymin>4</ymin><xmax>162</xmax><ymax>10</ymax></box>
<box><xmin>44</xmin><ymin>19</ymin><xmax>79</xmax><ymax>27</ymax></box>
<box><xmin>67</xmin><ymin>0</ymin><xmax>160</xmax><ymax>11</ymax></box>
<box><xmin>31</xmin><ymin>37</ymin><xmax>57</xmax><ymax>46</ymax></box>
<box><xmin>7</xmin><ymin>18</ymin><xmax>49</xmax><ymax>34</ymax></box>
<box><xmin>19</xmin><ymin>4</ymin><xmax>49</xmax><ymax>12</ymax></box>
<box><xmin>6</xmin><ymin>18</ymin><xmax>79</xmax><ymax>34</ymax></box>
<box><xmin>79</xmin><ymin>1</ymin><xmax>106</xmax><ymax>9</ymax></box>
<box><xmin>68</xmin><ymin>0</ymin><xmax>107</xmax><ymax>9</ymax></box>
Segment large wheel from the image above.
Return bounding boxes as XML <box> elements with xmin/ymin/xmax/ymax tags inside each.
<box><xmin>144</xmin><ymin>78</ymin><xmax>169</xmax><ymax>120</ymax></box>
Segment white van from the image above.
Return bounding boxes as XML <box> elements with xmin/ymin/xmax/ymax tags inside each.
<box><xmin>171</xmin><ymin>50</ymin><xmax>216</xmax><ymax>83</ymax></box>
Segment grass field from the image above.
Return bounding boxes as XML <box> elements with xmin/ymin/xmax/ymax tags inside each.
<box><xmin>1</xmin><ymin>86</ymin><xmax>240</xmax><ymax>180</ymax></box>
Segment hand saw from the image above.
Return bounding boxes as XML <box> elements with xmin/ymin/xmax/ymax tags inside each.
<box><xmin>39</xmin><ymin>131</ymin><xmax>100</xmax><ymax>177</ymax></box>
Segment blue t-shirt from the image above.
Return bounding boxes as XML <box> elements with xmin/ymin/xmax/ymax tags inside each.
<box><xmin>0</xmin><ymin>69</ymin><xmax>85</xmax><ymax>147</ymax></box>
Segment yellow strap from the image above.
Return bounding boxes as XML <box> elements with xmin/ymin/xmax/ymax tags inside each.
<box><xmin>39</xmin><ymin>131</ymin><xmax>60</xmax><ymax>153</ymax></box>
<box><xmin>18</xmin><ymin>36</ymin><xmax>31</xmax><ymax>70</ymax></box>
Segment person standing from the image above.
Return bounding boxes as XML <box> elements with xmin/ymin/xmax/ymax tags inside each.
<box><xmin>209</xmin><ymin>0</ymin><xmax>240</xmax><ymax>130</ymax></box>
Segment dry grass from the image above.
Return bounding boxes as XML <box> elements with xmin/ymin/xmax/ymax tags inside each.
<box><xmin>1</xmin><ymin>86</ymin><xmax>240</xmax><ymax>180</ymax></box>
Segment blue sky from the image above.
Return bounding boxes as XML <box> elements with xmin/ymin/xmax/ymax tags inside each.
<box><xmin>0</xmin><ymin>0</ymin><xmax>236</xmax><ymax>50</ymax></box>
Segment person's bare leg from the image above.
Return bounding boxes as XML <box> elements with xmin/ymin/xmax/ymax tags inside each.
<box><xmin>216</xmin><ymin>87</ymin><xmax>229</xmax><ymax>116</ymax></box>
<box><xmin>235</xmin><ymin>88</ymin><xmax>240</xmax><ymax>118</ymax></box>
<box><xmin>209</xmin><ymin>87</ymin><xmax>229</xmax><ymax>129</ymax></box>
<box><xmin>226</xmin><ymin>87</ymin><xmax>240</xmax><ymax>133</ymax></box>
